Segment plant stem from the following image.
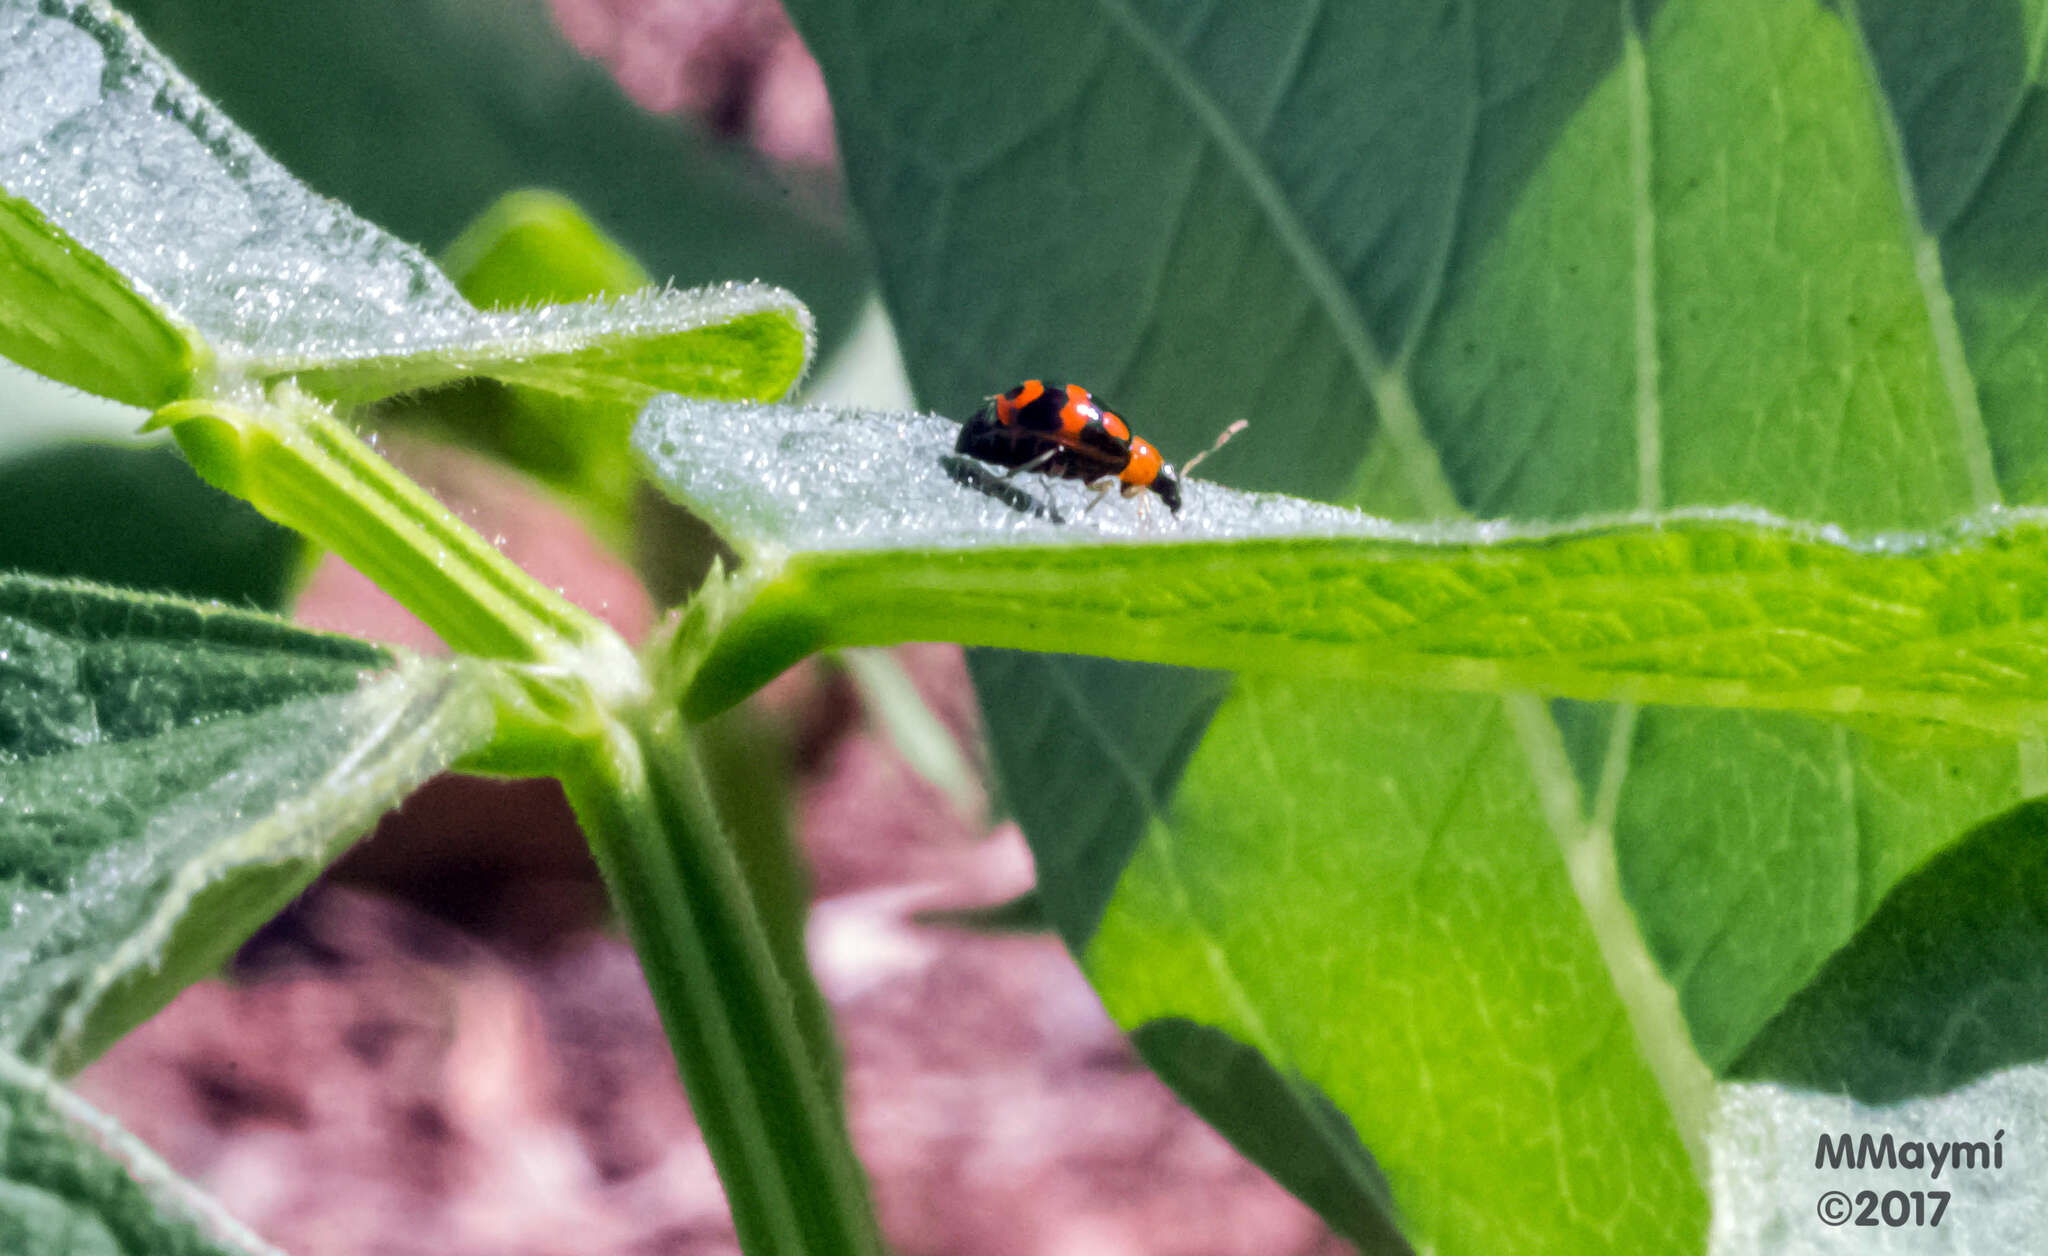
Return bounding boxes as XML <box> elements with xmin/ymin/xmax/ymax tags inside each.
<box><xmin>154</xmin><ymin>388</ymin><xmax>877</xmax><ymax>1247</ymax></box>
<box><xmin>150</xmin><ymin>391</ymin><xmax>636</xmax><ymax>691</ymax></box>
<box><xmin>560</xmin><ymin>707</ymin><xmax>884</xmax><ymax>1256</ymax></box>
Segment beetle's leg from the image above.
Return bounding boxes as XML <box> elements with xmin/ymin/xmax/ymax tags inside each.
<box><xmin>1002</xmin><ymin>446</ymin><xmax>1061</xmax><ymax>478</ymax></box>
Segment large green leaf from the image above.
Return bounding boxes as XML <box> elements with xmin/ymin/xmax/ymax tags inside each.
<box><xmin>1582</xmin><ymin>0</ymin><xmax>2037</xmax><ymax>1079</ymax></box>
<box><xmin>0</xmin><ymin>442</ymin><xmax>302</xmax><ymax>609</ymax></box>
<box><xmin>1093</xmin><ymin>681</ymin><xmax>1702</xmax><ymax>1252</ymax></box>
<box><xmin>782</xmin><ymin>0</ymin><xmax>2048</xmax><ymax>1247</ymax></box>
<box><xmin>1730</xmin><ymin>797</ymin><xmax>2048</xmax><ymax>1103</ymax></box>
<box><xmin>0</xmin><ymin>1</ymin><xmax>810</xmax><ymax>412</ymax></box>
<box><xmin>0</xmin><ymin>1053</ymin><xmax>282</xmax><ymax>1256</ymax></box>
<box><xmin>1130</xmin><ymin>1019</ymin><xmax>1408</xmax><ymax>1254</ymax></box>
<box><xmin>113</xmin><ymin>0</ymin><xmax>869</xmax><ymax>352</ymax></box>
<box><xmin>441</xmin><ymin>189</ymin><xmax>654</xmax><ymax>311</ymax></box>
<box><xmin>0</xmin><ymin>573</ymin><xmax>497</xmax><ymax>1073</ymax></box>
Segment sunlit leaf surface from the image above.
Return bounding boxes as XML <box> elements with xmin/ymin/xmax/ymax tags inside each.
<box><xmin>778</xmin><ymin>0</ymin><xmax>2048</xmax><ymax>1246</ymax></box>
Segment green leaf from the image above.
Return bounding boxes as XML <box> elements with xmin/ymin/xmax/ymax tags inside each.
<box><xmin>1129</xmin><ymin>1019</ymin><xmax>1410</xmax><ymax>1254</ymax></box>
<box><xmin>1856</xmin><ymin>0</ymin><xmax>2048</xmax><ymax>503</ymax></box>
<box><xmin>641</xmin><ymin>402</ymin><xmax>1738</xmax><ymax>1249</ymax></box>
<box><xmin>442</xmin><ymin>189</ymin><xmax>652</xmax><ymax>310</ymax></box>
<box><xmin>281</xmin><ymin>285</ymin><xmax>812</xmax><ymax>413</ymax></box>
<box><xmin>1096</xmin><ymin>681</ymin><xmax>1703</xmax><ymax>1251</ymax></box>
<box><xmin>1</xmin><ymin>1</ymin><xmax>809</xmax><ymax>411</ymax></box>
<box><xmin>1730</xmin><ymin>796</ymin><xmax>2048</xmax><ymax>1103</ymax></box>
<box><xmin>1610</xmin><ymin>708</ymin><xmax>2022</xmax><ymax>1071</ymax></box>
<box><xmin>964</xmin><ymin>652</ymin><xmax>1224</xmax><ymax>949</ymax></box>
<box><xmin>639</xmin><ymin>398</ymin><xmax>2048</xmax><ymax>738</ymax></box>
<box><xmin>0</xmin><ymin>573</ymin><xmax>497</xmax><ymax>1073</ymax></box>
<box><xmin>114</xmin><ymin>0</ymin><xmax>870</xmax><ymax>352</ymax></box>
<box><xmin>785</xmin><ymin>0</ymin><xmax>2048</xmax><ymax>1243</ymax></box>
<box><xmin>0</xmin><ymin>442</ymin><xmax>302</xmax><ymax>609</ymax></box>
<box><xmin>0</xmin><ymin>1052</ymin><xmax>283</xmax><ymax>1256</ymax></box>
<box><xmin>418</xmin><ymin>190</ymin><xmax>691</xmax><ymax>543</ymax></box>
<box><xmin>2</xmin><ymin>0</ymin><xmax>458</xmax><ymax>394</ymax></box>
<box><xmin>1577</xmin><ymin>0</ymin><xmax>2041</xmax><ymax>1082</ymax></box>
<box><xmin>774</xmin><ymin>0</ymin><xmax>2048</xmax><ymax>1237</ymax></box>
<box><xmin>0</xmin><ymin>195</ymin><xmax>199</xmax><ymax>409</ymax></box>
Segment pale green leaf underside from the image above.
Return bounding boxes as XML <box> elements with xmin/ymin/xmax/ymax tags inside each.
<box><xmin>1711</xmin><ymin>1068</ymin><xmax>2048</xmax><ymax>1252</ymax></box>
<box><xmin>0</xmin><ymin>1053</ymin><xmax>282</xmax><ymax>1256</ymax></box>
<box><xmin>639</xmin><ymin>399</ymin><xmax>2048</xmax><ymax>733</ymax></box>
<box><xmin>278</xmin><ymin>285</ymin><xmax>813</xmax><ymax>410</ymax></box>
<box><xmin>0</xmin><ymin>574</ymin><xmax>497</xmax><ymax>1073</ymax></box>
<box><xmin>0</xmin><ymin>1</ymin><xmax>811</xmax><ymax>410</ymax></box>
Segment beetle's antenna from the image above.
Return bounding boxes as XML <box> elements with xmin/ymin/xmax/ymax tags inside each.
<box><xmin>1182</xmin><ymin>420</ymin><xmax>1248</xmax><ymax>478</ymax></box>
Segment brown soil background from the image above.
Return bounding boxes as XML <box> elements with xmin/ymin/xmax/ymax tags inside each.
<box><xmin>74</xmin><ymin>5</ymin><xmax>1347</xmax><ymax>1252</ymax></box>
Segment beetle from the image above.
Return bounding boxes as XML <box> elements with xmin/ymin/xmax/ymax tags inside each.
<box><xmin>954</xmin><ymin>380</ymin><xmax>1185</xmax><ymax>511</ymax></box>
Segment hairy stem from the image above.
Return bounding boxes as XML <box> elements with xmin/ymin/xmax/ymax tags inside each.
<box><xmin>560</xmin><ymin>708</ymin><xmax>883</xmax><ymax>1256</ymax></box>
<box><xmin>150</xmin><ymin>391</ymin><xmax>637</xmax><ymax>695</ymax></box>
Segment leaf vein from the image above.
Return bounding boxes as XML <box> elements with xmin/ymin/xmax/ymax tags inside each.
<box><xmin>1623</xmin><ymin>1</ymin><xmax>1663</xmax><ymax>513</ymax></box>
<box><xmin>1840</xmin><ymin>0</ymin><xmax>2000</xmax><ymax>510</ymax></box>
<box><xmin>1086</xmin><ymin>0</ymin><xmax>1461</xmax><ymax>516</ymax></box>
